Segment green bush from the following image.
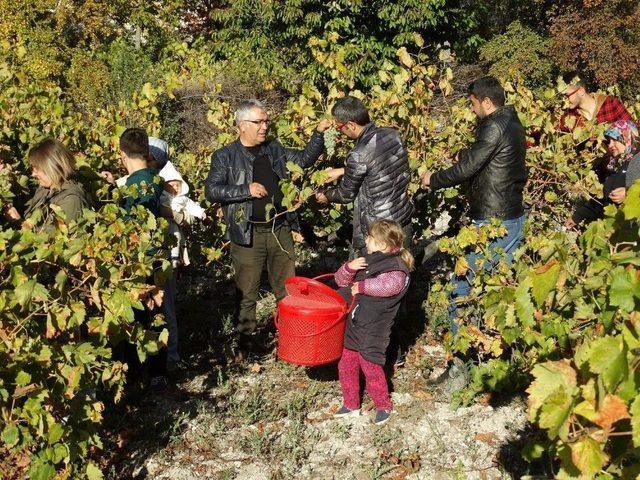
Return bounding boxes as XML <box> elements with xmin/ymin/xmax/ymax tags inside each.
<box><xmin>480</xmin><ymin>21</ymin><xmax>554</xmax><ymax>86</ymax></box>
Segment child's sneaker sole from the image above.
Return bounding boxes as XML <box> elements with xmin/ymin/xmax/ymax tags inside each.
<box><xmin>334</xmin><ymin>407</ymin><xmax>360</xmax><ymax>418</ymax></box>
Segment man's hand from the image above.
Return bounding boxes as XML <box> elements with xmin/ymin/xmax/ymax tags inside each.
<box><xmin>292</xmin><ymin>231</ymin><xmax>304</xmax><ymax>243</ymax></box>
<box><xmin>348</xmin><ymin>257</ymin><xmax>367</xmax><ymax>271</ymax></box>
<box><xmin>249</xmin><ymin>182</ymin><xmax>267</xmax><ymax>198</ymax></box>
<box><xmin>421</xmin><ymin>171</ymin><xmax>433</xmax><ymax>189</ymax></box>
<box><xmin>565</xmin><ymin>217</ymin><xmax>577</xmax><ymax>229</ymax></box>
<box><xmin>315</xmin><ymin>191</ymin><xmax>329</xmax><ymax>205</ymax></box>
<box><xmin>324</xmin><ymin>167</ymin><xmax>345</xmax><ymax>183</ymax></box>
<box><xmin>350</xmin><ymin>283</ymin><xmax>360</xmax><ymax>296</ymax></box>
<box><xmin>317</xmin><ymin>119</ymin><xmax>333</xmax><ymax>133</ymax></box>
<box><xmin>609</xmin><ymin>187</ymin><xmax>626</xmax><ymax>205</ymax></box>
<box><xmin>100</xmin><ymin>171</ymin><xmax>115</xmax><ymax>185</ymax></box>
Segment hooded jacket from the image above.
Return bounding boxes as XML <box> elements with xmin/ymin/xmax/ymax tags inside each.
<box><xmin>24</xmin><ymin>180</ymin><xmax>89</xmax><ymax>227</ymax></box>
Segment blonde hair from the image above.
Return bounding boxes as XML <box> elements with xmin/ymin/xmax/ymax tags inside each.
<box><xmin>368</xmin><ymin>219</ymin><xmax>414</xmax><ymax>271</ymax></box>
<box><xmin>28</xmin><ymin>139</ymin><xmax>76</xmax><ymax>190</ymax></box>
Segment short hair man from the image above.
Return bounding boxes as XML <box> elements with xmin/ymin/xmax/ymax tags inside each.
<box><xmin>315</xmin><ymin>95</ymin><xmax>413</xmax><ymax>365</ymax></box>
<box><xmin>205</xmin><ymin>100</ymin><xmax>330</xmax><ymax>346</ymax></box>
<box><xmin>422</xmin><ymin>76</ymin><xmax>528</xmax><ymax>339</ymax></box>
<box><xmin>316</xmin><ymin>96</ymin><xmax>413</xmax><ymax>254</ymax></box>
<box><xmin>118</xmin><ymin>128</ymin><xmax>167</xmax><ymax>391</ymax></box>
<box><xmin>119</xmin><ymin>128</ymin><xmax>164</xmax><ymax>217</ymax></box>
<box><xmin>560</xmin><ymin>72</ymin><xmax>634</xmax><ymax>132</ymax></box>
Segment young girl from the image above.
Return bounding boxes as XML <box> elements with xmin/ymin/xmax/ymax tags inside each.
<box><xmin>333</xmin><ymin>219</ymin><xmax>414</xmax><ymax>425</ymax></box>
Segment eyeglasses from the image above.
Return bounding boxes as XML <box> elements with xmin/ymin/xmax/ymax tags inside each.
<box><xmin>565</xmin><ymin>88</ymin><xmax>580</xmax><ymax>98</ymax></box>
<box><xmin>243</xmin><ymin>119</ymin><xmax>271</xmax><ymax>126</ymax></box>
<box><xmin>336</xmin><ymin>122</ymin><xmax>348</xmax><ymax>130</ymax></box>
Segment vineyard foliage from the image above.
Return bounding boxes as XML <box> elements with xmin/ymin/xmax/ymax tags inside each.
<box><xmin>1</xmin><ymin>17</ymin><xmax>640</xmax><ymax>479</ymax></box>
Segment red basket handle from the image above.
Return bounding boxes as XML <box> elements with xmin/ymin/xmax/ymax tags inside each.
<box><xmin>314</xmin><ymin>273</ymin><xmax>357</xmax><ymax>313</ymax></box>
<box><xmin>312</xmin><ymin>273</ymin><xmax>335</xmax><ymax>282</ymax></box>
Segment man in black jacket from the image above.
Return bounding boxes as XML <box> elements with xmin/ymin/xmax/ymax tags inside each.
<box><xmin>316</xmin><ymin>96</ymin><xmax>413</xmax><ymax>365</ymax></box>
<box><xmin>422</xmin><ymin>76</ymin><xmax>527</xmax><ymax>335</ymax></box>
<box><xmin>316</xmin><ymin>96</ymin><xmax>413</xmax><ymax>254</ymax></box>
<box><xmin>205</xmin><ymin>99</ymin><xmax>330</xmax><ymax>342</ymax></box>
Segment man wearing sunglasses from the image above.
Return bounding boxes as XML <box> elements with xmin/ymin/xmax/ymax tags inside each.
<box><xmin>206</xmin><ymin>99</ymin><xmax>331</xmax><ymax>352</ymax></box>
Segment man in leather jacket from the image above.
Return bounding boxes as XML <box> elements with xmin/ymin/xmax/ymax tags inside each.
<box><xmin>205</xmin><ymin>99</ymin><xmax>330</xmax><ymax>343</ymax></box>
<box><xmin>316</xmin><ymin>96</ymin><xmax>413</xmax><ymax>254</ymax></box>
<box><xmin>422</xmin><ymin>76</ymin><xmax>528</xmax><ymax>335</ymax></box>
<box><xmin>315</xmin><ymin>96</ymin><xmax>413</xmax><ymax>366</ymax></box>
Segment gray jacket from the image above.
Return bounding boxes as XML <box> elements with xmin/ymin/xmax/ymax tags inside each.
<box><xmin>625</xmin><ymin>152</ymin><xmax>640</xmax><ymax>189</ymax></box>
<box><xmin>325</xmin><ymin>123</ymin><xmax>412</xmax><ymax>250</ymax></box>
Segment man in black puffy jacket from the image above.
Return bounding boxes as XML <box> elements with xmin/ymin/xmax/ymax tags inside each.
<box><xmin>316</xmin><ymin>96</ymin><xmax>413</xmax><ymax>254</ymax></box>
<box><xmin>205</xmin><ymin>99</ymin><xmax>330</xmax><ymax>343</ymax></box>
<box><xmin>422</xmin><ymin>76</ymin><xmax>528</xmax><ymax>337</ymax></box>
<box><xmin>316</xmin><ymin>96</ymin><xmax>413</xmax><ymax>366</ymax></box>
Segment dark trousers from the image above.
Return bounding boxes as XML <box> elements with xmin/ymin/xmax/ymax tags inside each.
<box><xmin>117</xmin><ymin>306</ymin><xmax>167</xmax><ymax>380</ymax></box>
<box><xmin>230</xmin><ymin>223</ymin><xmax>296</xmax><ymax>334</ymax></box>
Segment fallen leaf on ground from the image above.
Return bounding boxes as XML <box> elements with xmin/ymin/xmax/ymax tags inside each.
<box><xmin>475</xmin><ymin>432</ymin><xmax>497</xmax><ymax>446</ymax></box>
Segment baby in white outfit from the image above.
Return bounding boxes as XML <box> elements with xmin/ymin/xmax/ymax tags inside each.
<box><xmin>159</xmin><ymin>161</ymin><xmax>206</xmax><ymax>267</ymax></box>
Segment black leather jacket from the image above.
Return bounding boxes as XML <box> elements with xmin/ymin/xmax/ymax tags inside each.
<box><xmin>326</xmin><ymin>123</ymin><xmax>413</xmax><ymax>250</ymax></box>
<box><xmin>205</xmin><ymin>131</ymin><xmax>324</xmax><ymax>246</ymax></box>
<box><xmin>431</xmin><ymin>106</ymin><xmax>527</xmax><ymax>220</ymax></box>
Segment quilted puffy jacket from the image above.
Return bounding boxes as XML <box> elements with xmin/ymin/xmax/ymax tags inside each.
<box><xmin>325</xmin><ymin>123</ymin><xmax>413</xmax><ymax>250</ymax></box>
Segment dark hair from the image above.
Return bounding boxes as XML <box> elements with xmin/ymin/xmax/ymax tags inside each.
<box><xmin>562</xmin><ymin>71</ymin><xmax>591</xmax><ymax>91</ymax></box>
<box><xmin>331</xmin><ymin>96</ymin><xmax>370</xmax><ymax>126</ymax></box>
<box><xmin>467</xmin><ymin>76</ymin><xmax>505</xmax><ymax>107</ymax></box>
<box><xmin>119</xmin><ymin>128</ymin><xmax>149</xmax><ymax>159</ymax></box>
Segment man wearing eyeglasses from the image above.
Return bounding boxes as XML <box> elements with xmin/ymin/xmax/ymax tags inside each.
<box><xmin>315</xmin><ymin>96</ymin><xmax>413</xmax><ymax>367</ymax></box>
<box><xmin>558</xmin><ymin>73</ymin><xmax>635</xmax><ymax>227</ymax></box>
<box><xmin>206</xmin><ymin>99</ymin><xmax>331</xmax><ymax>350</ymax></box>
<box><xmin>315</xmin><ymin>96</ymin><xmax>413</xmax><ymax>256</ymax></box>
<box><xmin>559</xmin><ymin>73</ymin><xmax>633</xmax><ymax>133</ymax></box>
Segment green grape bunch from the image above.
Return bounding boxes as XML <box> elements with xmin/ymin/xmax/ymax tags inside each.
<box><xmin>323</xmin><ymin>128</ymin><xmax>337</xmax><ymax>158</ymax></box>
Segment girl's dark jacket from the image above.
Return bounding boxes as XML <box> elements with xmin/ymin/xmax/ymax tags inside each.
<box><xmin>338</xmin><ymin>251</ymin><xmax>410</xmax><ymax>365</ymax></box>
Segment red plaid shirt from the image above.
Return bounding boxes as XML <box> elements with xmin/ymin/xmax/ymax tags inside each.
<box><xmin>560</xmin><ymin>95</ymin><xmax>634</xmax><ymax>132</ymax></box>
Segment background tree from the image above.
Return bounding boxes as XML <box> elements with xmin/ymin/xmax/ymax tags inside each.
<box><xmin>549</xmin><ymin>0</ymin><xmax>640</xmax><ymax>93</ymax></box>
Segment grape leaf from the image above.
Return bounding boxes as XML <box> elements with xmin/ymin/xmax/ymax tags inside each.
<box><xmin>570</xmin><ymin>437</ymin><xmax>609</xmax><ymax>477</ymax></box>
<box><xmin>588</xmin><ymin>336</ymin><xmax>628</xmax><ymax>392</ymax></box>
<box><xmin>527</xmin><ymin>360</ymin><xmax>577</xmax><ymax>422</ymax></box>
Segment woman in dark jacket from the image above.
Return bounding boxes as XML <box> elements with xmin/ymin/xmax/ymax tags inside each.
<box><xmin>4</xmin><ymin>139</ymin><xmax>89</xmax><ymax>227</ymax></box>
<box><xmin>571</xmin><ymin>120</ymin><xmax>639</xmax><ymax>224</ymax></box>
<box><xmin>603</xmin><ymin>120</ymin><xmax>640</xmax><ymax>205</ymax></box>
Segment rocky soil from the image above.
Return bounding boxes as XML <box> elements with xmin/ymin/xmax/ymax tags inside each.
<box><xmin>103</xmin><ymin>247</ymin><xmax>535</xmax><ymax>480</ymax></box>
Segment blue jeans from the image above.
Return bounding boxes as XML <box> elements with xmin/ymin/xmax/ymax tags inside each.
<box><xmin>448</xmin><ymin>214</ymin><xmax>526</xmax><ymax>334</ymax></box>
